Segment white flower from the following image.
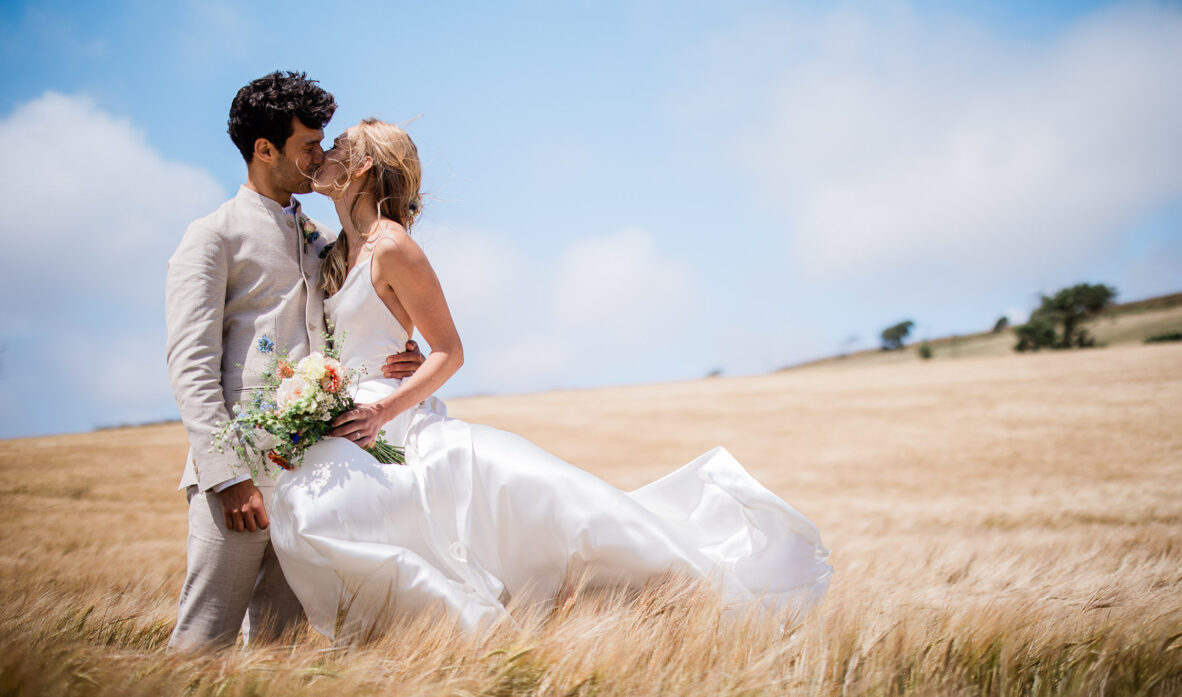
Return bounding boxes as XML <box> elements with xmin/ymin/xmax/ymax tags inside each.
<box><xmin>276</xmin><ymin>376</ymin><xmax>309</xmax><ymax>410</ymax></box>
<box><xmin>298</xmin><ymin>351</ymin><xmax>327</xmax><ymax>382</ymax></box>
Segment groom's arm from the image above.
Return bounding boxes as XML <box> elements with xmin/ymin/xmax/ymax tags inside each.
<box><xmin>165</xmin><ymin>223</ymin><xmax>243</xmax><ymax>492</ymax></box>
<box><xmin>381</xmin><ymin>340</ymin><xmax>426</xmax><ymax>379</ymax></box>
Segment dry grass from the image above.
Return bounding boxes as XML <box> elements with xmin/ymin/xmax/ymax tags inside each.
<box><xmin>1</xmin><ymin>343</ymin><xmax>1180</xmax><ymax>695</ymax></box>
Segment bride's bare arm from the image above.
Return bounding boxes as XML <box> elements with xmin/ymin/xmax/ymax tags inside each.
<box><xmin>330</xmin><ymin>229</ymin><xmax>462</xmax><ymax>447</ymax></box>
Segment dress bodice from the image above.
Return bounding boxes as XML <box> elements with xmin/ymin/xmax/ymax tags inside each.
<box><xmin>324</xmin><ymin>256</ymin><xmax>410</xmax><ymax>381</ymax></box>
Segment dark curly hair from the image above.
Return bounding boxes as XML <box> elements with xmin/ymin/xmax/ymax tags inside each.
<box><xmin>227</xmin><ymin>71</ymin><xmax>337</xmax><ymax>163</ymax></box>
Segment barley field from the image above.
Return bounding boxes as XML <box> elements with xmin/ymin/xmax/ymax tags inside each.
<box><xmin>1</xmin><ymin>342</ymin><xmax>1180</xmax><ymax>696</ymax></box>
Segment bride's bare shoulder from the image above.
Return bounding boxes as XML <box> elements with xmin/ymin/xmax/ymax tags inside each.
<box><xmin>371</xmin><ymin>220</ymin><xmax>427</xmax><ymax>269</ymax></box>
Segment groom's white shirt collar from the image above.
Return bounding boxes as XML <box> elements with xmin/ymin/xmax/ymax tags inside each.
<box><xmin>235</xmin><ymin>184</ymin><xmax>302</xmax><ymax>218</ymax></box>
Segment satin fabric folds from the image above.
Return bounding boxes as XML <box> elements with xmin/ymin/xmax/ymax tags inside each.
<box><xmin>268</xmin><ymin>257</ymin><xmax>831</xmax><ymax>640</ymax></box>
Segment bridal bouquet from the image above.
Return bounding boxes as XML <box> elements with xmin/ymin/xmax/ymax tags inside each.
<box><xmin>212</xmin><ymin>334</ymin><xmax>404</xmax><ymax>478</ymax></box>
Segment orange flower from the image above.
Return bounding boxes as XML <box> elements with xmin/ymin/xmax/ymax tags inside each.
<box><xmin>320</xmin><ymin>364</ymin><xmax>342</xmax><ymax>393</ymax></box>
<box><xmin>267</xmin><ymin>451</ymin><xmax>294</xmax><ymax>471</ymax></box>
<box><xmin>277</xmin><ymin>360</ymin><xmax>294</xmax><ymax>379</ymax></box>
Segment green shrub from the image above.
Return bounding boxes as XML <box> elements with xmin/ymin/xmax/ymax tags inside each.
<box><xmin>1145</xmin><ymin>332</ymin><xmax>1182</xmax><ymax>343</ymax></box>
<box><xmin>1014</xmin><ymin>318</ymin><xmax>1057</xmax><ymax>352</ymax></box>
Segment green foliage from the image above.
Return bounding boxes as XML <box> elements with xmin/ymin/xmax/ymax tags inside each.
<box><xmin>1014</xmin><ymin>283</ymin><xmax>1116</xmax><ymax>352</ymax></box>
<box><xmin>1145</xmin><ymin>332</ymin><xmax>1182</xmax><ymax>343</ymax></box>
<box><xmin>918</xmin><ymin>342</ymin><xmax>933</xmax><ymax>360</ymax></box>
<box><xmin>1014</xmin><ymin>317</ymin><xmax>1057</xmax><ymax>352</ymax></box>
<box><xmin>880</xmin><ymin>320</ymin><xmax>915</xmax><ymax>351</ymax></box>
<box><xmin>991</xmin><ymin>316</ymin><xmax>1009</xmax><ymax>333</ymax></box>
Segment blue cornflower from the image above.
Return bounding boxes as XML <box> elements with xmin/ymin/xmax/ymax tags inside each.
<box><xmin>290</xmin><ymin>433</ymin><xmax>301</xmax><ymax>444</ymax></box>
<box><xmin>261</xmin><ymin>401</ymin><xmax>278</xmax><ymax>412</ymax></box>
<box><xmin>257</xmin><ymin>335</ymin><xmax>275</xmax><ymax>353</ymax></box>
<box><xmin>308</xmin><ymin>231</ymin><xmax>320</xmax><ymax>242</ymax></box>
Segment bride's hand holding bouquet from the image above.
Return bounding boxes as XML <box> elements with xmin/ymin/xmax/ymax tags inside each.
<box><xmin>212</xmin><ymin>335</ymin><xmax>404</xmax><ymax>479</ymax></box>
<box><xmin>329</xmin><ymin>401</ymin><xmax>393</xmax><ymax>450</ymax></box>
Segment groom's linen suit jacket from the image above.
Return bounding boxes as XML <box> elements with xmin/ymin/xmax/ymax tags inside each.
<box><xmin>166</xmin><ymin>186</ymin><xmax>334</xmax><ymax>492</ymax></box>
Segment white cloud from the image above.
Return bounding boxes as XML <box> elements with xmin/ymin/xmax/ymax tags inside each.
<box><xmin>1004</xmin><ymin>306</ymin><xmax>1032</xmax><ymax>326</ymax></box>
<box><xmin>551</xmin><ymin>227</ymin><xmax>695</xmax><ymax>348</ymax></box>
<box><xmin>673</xmin><ymin>3</ymin><xmax>1182</xmax><ymax>293</ymax></box>
<box><xmin>0</xmin><ymin>93</ymin><xmax>226</xmax><ymax>436</ymax></box>
<box><xmin>74</xmin><ymin>328</ymin><xmax>170</xmax><ymax>408</ymax></box>
<box><xmin>0</xmin><ymin>92</ymin><xmax>226</xmax><ymax>307</ymax></box>
<box><xmin>417</xmin><ymin>226</ymin><xmax>534</xmax><ymax>340</ymax></box>
<box><xmin>422</xmin><ymin>225</ymin><xmax>701</xmax><ymax>396</ymax></box>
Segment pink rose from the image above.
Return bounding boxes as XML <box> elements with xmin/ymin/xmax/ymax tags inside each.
<box><xmin>276</xmin><ymin>376</ymin><xmax>306</xmax><ymax>409</ymax></box>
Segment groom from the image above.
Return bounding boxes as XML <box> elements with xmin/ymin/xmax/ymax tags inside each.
<box><xmin>165</xmin><ymin>71</ymin><xmax>423</xmax><ymax>650</ymax></box>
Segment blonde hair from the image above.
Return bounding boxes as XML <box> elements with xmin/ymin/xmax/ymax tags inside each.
<box><xmin>320</xmin><ymin>118</ymin><xmax>423</xmax><ymax>296</ymax></box>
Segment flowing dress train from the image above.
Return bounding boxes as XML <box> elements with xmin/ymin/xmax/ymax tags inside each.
<box><xmin>269</xmin><ymin>257</ymin><xmax>832</xmax><ymax>639</ymax></box>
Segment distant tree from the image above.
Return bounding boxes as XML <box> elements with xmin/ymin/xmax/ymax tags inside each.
<box><xmin>992</xmin><ymin>316</ymin><xmax>1010</xmax><ymax>333</ymax></box>
<box><xmin>1014</xmin><ymin>283</ymin><xmax>1117</xmax><ymax>352</ymax></box>
<box><xmin>880</xmin><ymin>320</ymin><xmax>914</xmax><ymax>351</ymax></box>
<box><xmin>1013</xmin><ymin>317</ymin><xmax>1057</xmax><ymax>352</ymax></box>
<box><xmin>918</xmin><ymin>342</ymin><xmax>933</xmax><ymax>360</ymax></box>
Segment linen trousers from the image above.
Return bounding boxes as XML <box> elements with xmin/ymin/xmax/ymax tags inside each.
<box><xmin>168</xmin><ymin>485</ymin><xmax>305</xmax><ymax>651</ymax></box>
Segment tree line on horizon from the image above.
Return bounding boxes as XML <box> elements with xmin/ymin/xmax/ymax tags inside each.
<box><xmin>876</xmin><ymin>283</ymin><xmax>1122</xmax><ymax>357</ymax></box>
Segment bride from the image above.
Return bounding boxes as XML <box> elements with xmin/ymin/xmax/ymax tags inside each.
<box><xmin>268</xmin><ymin>118</ymin><xmax>832</xmax><ymax>640</ymax></box>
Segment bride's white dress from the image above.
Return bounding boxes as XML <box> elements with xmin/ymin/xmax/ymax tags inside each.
<box><xmin>269</xmin><ymin>257</ymin><xmax>832</xmax><ymax>639</ymax></box>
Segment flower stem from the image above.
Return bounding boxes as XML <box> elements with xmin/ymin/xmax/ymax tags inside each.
<box><xmin>365</xmin><ymin>440</ymin><xmax>406</xmax><ymax>465</ymax></box>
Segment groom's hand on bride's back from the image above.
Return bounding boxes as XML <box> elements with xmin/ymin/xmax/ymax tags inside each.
<box><xmin>219</xmin><ymin>480</ymin><xmax>269</xmax><ymax>533</ymax></box>
<box><xmin>382</xmin><ymin>340</ymin><xmax>425</xmax><ymax>379</ymax></box>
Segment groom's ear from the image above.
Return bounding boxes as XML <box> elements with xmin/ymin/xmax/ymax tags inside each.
<box><xmin>253</xmin><ymin>138</ymin><xmax>280</xmax><ymax>164</ymax></box>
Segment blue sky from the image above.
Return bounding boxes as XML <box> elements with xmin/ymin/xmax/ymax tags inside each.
<box><xmin>1</xmin><ymin>0</ymin><xmax>1179</xmax><ymax>438</ymax></box>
